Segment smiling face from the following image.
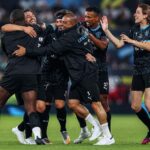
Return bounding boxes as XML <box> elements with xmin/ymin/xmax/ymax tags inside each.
<box><xmin>134</xmin><ymin>6</ymin><xmax>149</xmax><ymax>25</ymax></box>
<box><xmin>24</xmin><ymin>11</ymin><xmax>37</xmax><ymax>25</ymax></box>
<box><xmin>62</xmin><ymin>14</ymin><xmax>77</xmax><ymax>30</ymax></box>
<box><xmin>84</xmin><ymin>11</ymin><xmax>99</xmax><ymax>27</ymax></box>
<box><xmin>55</xmin><ymin>18</ymin><xmax>64</xmax><ymax>31</ymax></box>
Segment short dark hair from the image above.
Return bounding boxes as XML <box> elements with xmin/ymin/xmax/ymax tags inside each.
<box><xmin>55</xmin><ymin>9</ymin><xmax>73</xmax><ymax>19</ymax></box>
<box><xmin>23</xmin><ymin>9</ymin><xmax>36</xmax><ymax>15</ymax></box>
<box><xmin>86</xmin><ymin>6</ymin><xmax>100</xmax><ymax>15</ymax></box>
<box><xmin>10</xmin><ymin>9</ymin><xmax>25</xmax><ymax>24</ymax></box>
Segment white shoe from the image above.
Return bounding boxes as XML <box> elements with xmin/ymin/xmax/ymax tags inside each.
<box><xmin>25</xmin><ymin>137</ymin><xmax>36</xmax><ymax>144</ymax></box>
<box><xmin>12</xmin><ymin>127</ymin><xmax>26</xmax><ymax>144</ymax></box>
<box><xmin>89</xmin><ymin>126</ymin><xmax>101</xmax><ymax>141</ymax></box>
<box><xmin>94</xmin><ymin>136</ymin><xmax>115</xmax><ymax>145</ymax></box>
<box><xmin>74</xmin><ymin>130</ymin><xmax>91</xmax><ymax>144</ymax></box>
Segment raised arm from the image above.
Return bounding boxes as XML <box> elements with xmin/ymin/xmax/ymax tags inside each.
<box><xmin>100</xmin><ymin>16</ymin><xmax>124</xmax><ymax>48</ymax></box>
<box><xmin>1</xmin><ymin>24</ymin><xmax>37</xmax><ymax>37</ymax></box>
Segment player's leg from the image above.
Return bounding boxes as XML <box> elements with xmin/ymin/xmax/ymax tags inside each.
<box><xmin>12</xmin><ymin>93</ymin><xmax>28</xmax><ymax>144</ymax></box>
<box><xmin>36</xmin><ymin>100</ymin><xmax>51</xmax><ymax>144</ymax></box>
<box><xmin>68</xmin><ymin>86</ymin><xmax>101</xmax><ymax>141</ymax></box>
<box><xmin>131</xmin><ymin>74</ymin><xmax>150</xmax><ymax>144</ymax></box>
<box><xmin>74</xmin><ymin>114</ymin><xmax>91</xmax><ymax>144</ymax></box>
<box><xmin>140</xmin><ymin>73</ymin><xmax>150</xmax><ymax>144</ymax></box>
<box><xmin>54</xmin><ymin>86</ymin><xmax>70</xmax><ymax>145</ymax></box>
<box><xmin>99</xmin><ymin>71</ymin><xmax>111</xmax><ymax>131</ymax></box>
<box><xmin>142</xmin><ymin>88</ymin><xmax>150</xmax><ymax>144</ymax></box>
<box><xmin>80</xmin><ymin>79</ymin><xmax>114</xmax><ymax>145</ymax></box>
<box><xmin>21</xmin><ymin>75</ymin><xmax>44</xmax><ymax>145</ymax></box>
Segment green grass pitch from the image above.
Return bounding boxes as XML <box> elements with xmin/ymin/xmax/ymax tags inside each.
<box><xmin>0</xmin><ymin>114</ymin><xmax>150</xmax><ymax>150</ymax></box>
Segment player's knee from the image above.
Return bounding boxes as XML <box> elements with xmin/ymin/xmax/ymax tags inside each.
<box><xmin>55</xmin><ymin>100</ymin><xmax>65</xmax><ymax>109</ymax></box>
<box><xmin>144</xmin><ymin>100</ymin><xmax>150</xmax><ymax>112</ymax></box>
<box><xmin>131</xmin><ymin>103</ymin><xmax>140</xmax><ymax>112</ymax></box>
<box><xmin>91</xmin><ymin>102</ymin><xmax>99</xmax><ymax>110</ymax></box>
<box><xmin>36</xmin><ymin>101</ymin><xmax>46</xmax><ymax>113</ymax></box>
<box><xmin>145</xmin><ymin>104</ymin><xmax>150</xmax><ymax>112</ymax></box>
<box><xmin>67</xmin><ymin>101</ymin><xmax>77</xmax><ymax>110</ymax></box>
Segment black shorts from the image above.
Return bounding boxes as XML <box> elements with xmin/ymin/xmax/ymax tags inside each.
<box><xmin>98</xmin><ymin>71</ymin><xmax>109</xmax><ymax>95</ymax></box>
<box><xmin>45</xmin><ymin>84</ymin><xmax>67</xmax><ymax>102</ymax></box>
<box><xmin>0</xmin><ymin>74</ymin><xmax>38</xmax><ymax>95</ymax></box>
<box><xmin>131</xmin><ymin>73</ymin><xmax>150</xmax><ymax>91</ymax></box>
<box><xmin>37</xmin><ymin>75</ymin><xmax>46</xmax><ymax>100</ymax></box>
<box><xmin>15</xmin><ymin>92</ymin><xmax>24</xmax><ymax>105</ymax></box>
<box><xmin>69</xmin><ymin>77</ymin><xmax>100</xmax><ymax>103</ymax></box>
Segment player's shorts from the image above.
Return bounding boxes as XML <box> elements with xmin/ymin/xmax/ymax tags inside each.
<box><xmin>37</xmin><ymin>75</ymin><xmax>46</xmax><ymax>100</ymax></box>
<box><xmin>69</xmin><ymin>76</ymin><xmax>100</xmax><ymax>103</ymax></box>
<box><xmin>98</xmin><ymin>71</ymin><xmax>109</xmax><ymax>95</ymax></box>
<box><xmin>15</xmin><ymin>92</ymin><xmax>24</xmax><ymax>105</ymax></box>
<box><xmin>0</xmin><ymin>74</ymin><xmax>38</xmax><ymax>95</ymax></box>
<box><xmin>131</xmin><ymin>73</ymin><xmax>150</xmax><ymax>91</ymax></box>
<box><xmin>45</xmin><ymin>84</ymin><xmax>67</xmax><ymax>102</ymax></box>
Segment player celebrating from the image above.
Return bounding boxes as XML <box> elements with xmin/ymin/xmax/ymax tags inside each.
<box><xmin>100</xmin><ymin>3</ymin><xmax>150</xmax><ymax>144</ymax></box>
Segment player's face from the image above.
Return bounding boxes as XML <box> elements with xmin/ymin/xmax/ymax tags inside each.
<box><xmin>134</xmin><ymin>7</ymin><xmax>148</xmax><ymax>24</ymax></box>
<box><xmin>84</xmin><ymin>11</ymin><xmax>99</xmax><ymax>27</ymax></box>
<box><xmin>62</xmin><ymin>17</ymin><xmax>73</xmax><ymax>30</ymax></box>
<box><xmin>24</xmin><ymin>11</ymin><xmax>37</xmax><ymax>25</ymax></box>
<box><xmin>55</xmin><ymin>19</ymin><xmax>64</xmax><ymax>31</ymax></box>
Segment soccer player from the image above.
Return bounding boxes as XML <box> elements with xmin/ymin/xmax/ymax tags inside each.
<box><xmin>41</xmin><ymin>9</ymin><xmax>71</xmax><ymax>144</ymax></box>
<box><xmin>1</xmin><ymin>9</ymin><xmax>53</xmax><ymax>144</ymax></box>
<box><xmin>14</xmin><ymin>12</ymin><xmax>115</xmax><ymax>145</ymax></box>
<box><xmin>74</xmin><ymin>6</ymin><xmax>111</xmax><ymax>144</ymax></box>
<box><xmin>0</xmin><ymin>9</ymin><xmax>44</xmax><ymax>145</ymax></box>
<box><xmin>100</xmin><ymin>3</ymin><xmax>150</xmax><ymax>144</ymax></box>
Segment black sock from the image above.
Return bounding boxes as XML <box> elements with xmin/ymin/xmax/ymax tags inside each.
<box><xmin>107</xmin><ymin>111</ymin><xmax>111</xmax><ymax>131</ymax></box>
<box><xmin>39</xmin><ymin>105</ymin><xmax>51</xmax><ymax>139</ymax></box>
<box><xmin>76</xmin><ymin>115</ymin><xmax>86</xmax><ymax>128</ymax></box>
<box><xmin>56</xmin><ymin>107</ymin><xmax>67</xmax><ymax>132</ymax></box>
<box><xmin>24</xmin><ymin>113</ymin><xmax>32</xmax><ymax>139</ymax></box>
<box><xmin>136</xmin><ymin>108</ymin><xmax>150</xmax><ymax>131</ymax></box>
<box><xmin>18</xmin><ymin>113</ymin><xmax>26</xmax><ymax>131</ymax></box>
<box><xmin>28</xmin><ymin>112</ymin><xmax>41</xmax><ymax>128</ymax></box>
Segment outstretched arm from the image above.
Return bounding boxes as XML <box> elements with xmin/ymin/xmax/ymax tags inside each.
<box><xmin>13</xmin><ymin>34</ymin><xmax>72</xmax><ymax>57</ymax></box>
<box><xmin>100</xmin><ymin>16</ymin><xmax>124</xmax><ymax>48</ymax></box>
<box><xmin>1</xmin><ymin>24</ymin><xmax>37</xmax><ymax>37</ymax></box>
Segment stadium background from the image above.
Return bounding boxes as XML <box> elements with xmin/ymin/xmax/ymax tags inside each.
<box><xmin>0</xmin><ymin>0</ymin><xmax>149</xmax><ymax>116</ymax></box>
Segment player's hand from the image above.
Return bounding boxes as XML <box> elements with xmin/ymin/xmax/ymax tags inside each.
<box><xmin>12</xmin><ymin>45</ymin><xmax>26</xmax><ymax>57</ymax></box>
<box><xmin>100</xmin><ymin>16</ymin><xmax>109</xmax><ymax>32</ymax></box>
<box><xmin>85</xmin><ymin>53</ymin><xmax>96</xmax><ymax>62</ymax></box>
<box><xmin>23</xmin><ymin>26</ymin><xmax>37</xmax><ymax>38</ymax></box>
<box><xmin>120</xmin><ymin>34</ymin><xmax>133</xmax><ymax>43</ymax></box>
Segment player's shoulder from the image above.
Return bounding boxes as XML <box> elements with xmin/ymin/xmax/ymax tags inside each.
<box><xmin>29</xmin><ymin>24</ymin><xmax>43</xmax><ymax>34</ymax></box>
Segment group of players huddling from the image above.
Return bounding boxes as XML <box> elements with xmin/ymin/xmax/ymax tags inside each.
<box><xmin>0</xmin><ymin>2</ymin><xmax>150</xmax><ymax>146</ymax></box>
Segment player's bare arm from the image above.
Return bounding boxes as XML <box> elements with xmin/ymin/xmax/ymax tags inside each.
<box><xmin>100</xmin><ymin>16</ymin><xmax>124</xmax><ymax>48</ymax></box>
<box><xmin>1</xmin><ymin>24</ymin><xmax>37</xmax><ymax>37</ymax></box>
